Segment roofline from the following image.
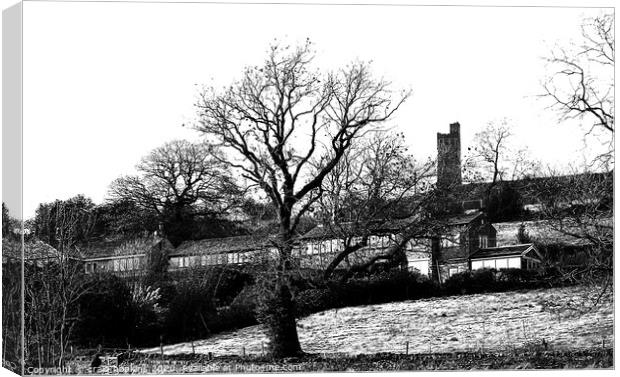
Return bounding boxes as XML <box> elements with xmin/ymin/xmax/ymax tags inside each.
<box><xmin>470</xmin><ymin>244</ymin><xmax>539</xmax><ymax>260</ymax></box>
<box><xmin>83</xmin><ymin>253</ymin><xmax>145</xmax><ymax>262</ymax></box>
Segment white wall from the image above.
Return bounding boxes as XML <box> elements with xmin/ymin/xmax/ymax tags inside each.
<box><xmin>408</xmin><ymin>258</ymin><xmax>430</xmax><ymax>276</ymax></box>
<box><xmin>471</xmin><ymin>257</ymin><xmax>521</xmax><ymax>270</ymax></box>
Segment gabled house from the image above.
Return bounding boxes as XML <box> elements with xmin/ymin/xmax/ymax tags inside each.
<box><xmin>429</xmin><ymin>211</ymin><xmax>497</xmax><ymax>281</ymax></box>
<box><xmin>296</xmin><ymin>210</ymin><xmax>498</xmax><ymax>282</ymax></box>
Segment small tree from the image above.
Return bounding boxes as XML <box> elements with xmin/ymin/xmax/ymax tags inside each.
<box><xmin>516</xmin><ymin>223</ymin><xmax>532</xmax><ymax>244</ymax></box>
<box><xmin>25</xmin><ymin>202</ymin><xmax>91</xmax><ymax>368</ymax></box>
<box><xmin>464</xmin><ymin>119</ymin><xmax>536</xmax><ymax>187</ymax></box>
<box><xmin>195</xmin><ymin>40</ymin><xmax>409</xmax><ymax>357</ymax></box>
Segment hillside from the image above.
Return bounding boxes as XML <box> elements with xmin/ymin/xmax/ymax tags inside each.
<box><xmin>142</xmin><ymin>285</ymin><xmax>612</xmax><ymax>357</ymax></box>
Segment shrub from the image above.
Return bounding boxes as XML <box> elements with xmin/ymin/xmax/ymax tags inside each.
<box><xmin>295</xmin><ymin>288</ymin><xmax>338</xmax><ymax>317</ymax></box>
<box><xmin>295</xmin><ymin>270</ymin><xmax>438</xmax><ymax>317</ymax></box>
<box><xmin>516</xmin><ymin>223</ymin><xmax>532</xmax><ymax>244</ymax></box>
<box><xmin>162</xmin><ymin>276</ymin><xmax>217</xmax><ymax>343</ymax></box>
<box><xmin>75</xmin><ymin>273</ymin><xmax>137</xmax><ymax>348</ymax></box>
<box><xmin>443</xmin><ymin>268</ymin><xmax>496</xmax><ymax>295</ymax></box>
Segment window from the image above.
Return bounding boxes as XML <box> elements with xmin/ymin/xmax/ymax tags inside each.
<box><xmin>479</xmin><ymin>235</ymin><xmax>488</xmax><ymax>249</ymax></box>
<box><xmin>449</xmin><ymin>268</ymin><xmax>459</xmax><ymax>277</ymax></box>
<box><xmin>495</xmin><ymin>258</ymin><xmax>508</xmax><ymax>269</ymax></box>
<box><xmin>508</xmin><ymin>257</ymin><xmax>521</xmax><ymax>269</ymax></box>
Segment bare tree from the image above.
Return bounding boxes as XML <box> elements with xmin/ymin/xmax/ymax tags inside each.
<box><xmin>542</xmin><ymin>13</ymin><xmax>614</xmax><ymax>166</ymax></box>
<box><xmin>464</xmin><ymin>119</ymin><xmax>537</xmax><ymax>187</ymax></box>
<box><xmin>109</xmin><ymin>140</ymin><xmax>242</xmax><ymax>244</ymax></box>
<box><xmin>311</xmin><ymin>131</ymin><xmax>436</xmax><ymax>280</ymax></box>
<box><xmin>524</xmin><ymin>168</ymin><xmax>612</xmax><ymax>302</ymax></box>
<box><xmin>194</xmin><ymin>40</ymin><xmax>409</xmax><ymax>357</ymax></box>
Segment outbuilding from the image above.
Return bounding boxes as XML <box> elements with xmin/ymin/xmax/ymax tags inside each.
<box><xmin>469</xmin><ymin>243</ymin><xmax>543</xmax><ymax>271</ymax></box>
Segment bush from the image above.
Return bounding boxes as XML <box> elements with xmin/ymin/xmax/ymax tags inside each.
<box><xmin>443</xmin><ymin>268</ymin><xmax>498</xmax><ymax>295</ymax></box>
<box><xmin>295</xmin><ymin>270</ymin><xmax>438</xmax><ymax>317</ymax></box>
<box><xmin>75</xmin><ymin>273</ymin><xmax>139</xmax><ymax>348</ymax></box>
<box><xmin>295</xmin><ymin>288</ymin><xmax>338</xmax><ymax>317</ymax></box>
<box><xmin>444</xmin><ymin>268</ymin><xmax>547</xmax><ymax>296</ymax></box>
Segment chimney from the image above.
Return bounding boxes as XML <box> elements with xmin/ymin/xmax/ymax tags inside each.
<box><xmin>436</xmin><ymin>122</ymin><xmax>462</xmax><ymax>189</ymax></box>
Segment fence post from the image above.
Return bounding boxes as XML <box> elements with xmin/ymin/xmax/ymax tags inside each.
<box><xmin>482</xmin><ymin>322</ymin><xmax>486</xmax><ymax>352</ymax></box>
<box><xmin>159</xmin><ymin>335</ymin><xmax>164</xmax><ymax>360</ymax></box>
<box><xmin>405</xmin><ymin>341</ymin><xmax>409</xmax><ymax>355</ymax></box>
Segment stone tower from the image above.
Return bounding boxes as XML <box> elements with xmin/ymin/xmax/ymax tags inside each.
<box><xmin>437</xmin><ymin>122</ymin><xmax>462</xmax><ymax>188</ymax></box>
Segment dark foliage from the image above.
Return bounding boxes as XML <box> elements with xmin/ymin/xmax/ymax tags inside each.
<box><xmin>162</xmin><ymin>266</ymin><xmax>252</xmax><ymax>343</ymax></box>
<box><xmin>91</xmin><ymin>200</ymin><xmax>159</xmax><ymax>238</ymax></box>
<box><xmin>296</xmin><ymin>271</ymin><xmax>437</xmax><ymax>317</ymax></box>
<box><xmin>32</xmin><ymin>195</ymin><xmax>95</xmax><ymax>248</ymax></box>
<box><xmin>443</xmin><ymin>268</ymin><xmax>546</xmax><ymax>296</ymax></box>
<box><xmin>486</xmin><ymin>183</ymin><xmax>523</xmax><ymax>222</ymax></box>
<box><xmin>75</xmin><ymin>274</ymin><xmax>139</xmax><ymax>348</ymax></box>
<box><xmin>516</xmin><ymin>223</ymin><xmax>532</xmax><ymax>244</ymax></box>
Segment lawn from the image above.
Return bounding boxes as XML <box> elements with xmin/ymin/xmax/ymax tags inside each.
<box><xmin>141</xmin><ymin>284</ymin><xmax>612</xmax><ymax>357</ymax></box>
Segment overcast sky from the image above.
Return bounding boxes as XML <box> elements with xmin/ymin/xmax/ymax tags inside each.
<box><xmin>21</xmin><ymin>1</ymin><xmax>612</xmax><ymax>218</ymax></box>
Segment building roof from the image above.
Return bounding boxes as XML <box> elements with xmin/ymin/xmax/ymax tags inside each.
<box><xmin>170</xmin><ymin>234</ymin><xmax>278</xmax><ymax>257</ymax></box>
<box><xmin>470</xmin><ymin>244</ymin><xmax>538</xmax><ymax>259</ymax></box>
<box><xmin>300</xmin><ymin>219</ymin><xmax>409</xmax><ymax>240</ymax></box>
<box><xmin>302</xmin><ymin>211</ymin><xmax>484</xmax><ymax>241</ymax></box>
<box><xmin>2</xmin><ymin>239</ymin><xmax>75</xmax><ymax>262</ymax></box>
<box><xmin>79</xmin><ymin>236</ymin><xmax>168</xmax><ymax>260</ymax></box>
<box><xmin>439</xmin><ymin>211</ymin><xmax>483</xmax><ymax>226</ymax></box>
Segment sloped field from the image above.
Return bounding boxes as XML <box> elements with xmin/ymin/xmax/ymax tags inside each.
<box><xmin>142</xmin><ymin>284</ymin><xmax>612</xmax><ymax>357</ymax></box>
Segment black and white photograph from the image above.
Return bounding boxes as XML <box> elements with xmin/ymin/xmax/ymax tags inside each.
<box><xmin>1</xmin><ymin>0</ymin><xmax>615</xmax><ymax>374</ymax></box>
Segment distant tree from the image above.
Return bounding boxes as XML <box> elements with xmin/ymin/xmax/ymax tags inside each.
<box><xmin>464</xmin><ymin>119</ymin><xmax>536</xmax><ymax>187</ymax></box>
<box><xmin>109</xmin><ymin>140</ymin><xmax>243</xmax><ymax>245</ymax></box>
<box><xmin>195</xmin><ymin>40</ymin><xmax>409</xmax><ymax>357</ymax></box>
<box><xmin>486</xmin><ymin>183</ymin><xmax>524</xmax><ymax>222</ymax></box>
<box><xmin>32</xmin><ymin>195</ymin><xmax>96</xmax><ymax>249</ymax></box>
<box><xmin>542</xmin><ymin>13</ymin><xmax>614</xmax><ymax>167</ymax></box>
<box><xmin>2</xmin><ymin>202</ymin><xmax>19</xmax><ymax>240</ymax></box>
<box><xmin>91</xmin><ymin>199</ymin><xmax>159</xmax><ymax>238</ymax></box>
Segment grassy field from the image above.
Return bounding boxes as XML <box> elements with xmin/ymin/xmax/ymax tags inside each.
<box><xmin>142</xmin><ymin>284</ymin><xmax>612</xmax><ymax>358</ymax></box>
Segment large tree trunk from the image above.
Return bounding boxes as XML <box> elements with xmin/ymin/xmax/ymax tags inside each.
<box><xmin>256</xmin><ymin>205</ymin><xmax>303</xmax><ymax>358</ymax></box>
<box><xmin>264</xmin><ymin>282</ymin><xmax>302</xmax><ymax>357</ymax></box>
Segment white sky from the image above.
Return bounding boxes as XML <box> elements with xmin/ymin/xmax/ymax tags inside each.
<box><xmin>21</xmin><ymin>1</ymin><xmax>613</xmax><ymax>218</ymax></box>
